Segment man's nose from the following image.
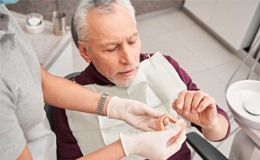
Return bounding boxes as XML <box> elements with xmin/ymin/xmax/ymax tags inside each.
<box><xmin>120</xmin><ymin>44</ymin><xmax>135</xmax><ymax>65</ymax></box>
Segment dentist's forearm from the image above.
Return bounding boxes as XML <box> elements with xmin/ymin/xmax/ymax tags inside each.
<box><xmin>41</xmin><ymin>66</ymin><xmax>110</xmax><ymax>115</ymax></box>
<box><xmin>201</xmin><ymin>114</ymin><xmax>229</xmax><ymax>141</ymax></box>
<box><xmin>77</xmin><ymin>140</ymin><xmax>125</xmax><ymax>160</ymax></box>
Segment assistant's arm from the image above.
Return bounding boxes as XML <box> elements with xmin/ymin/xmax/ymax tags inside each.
<box><xmin>41</xmin><ymin>66</ymin><xmax>163</xmax><ymax>131</ymax></box>
<box><xmin>77</xmin><ymin>140</ymin><xmax>125</xmax><ymax>160</ymax></box>
<box><xmin>16</xmin><ymin>123</ymin><xmax>186</xmax><ymax>160</ymax></box>
<box><xmin>41</xmin><ymin>65</ymin><xmax>111</xmax><ymax>115</ymax></box>
<box><xmin>77</xmin><ymin>120</ymin><xmax>186</xmax><ymax>160</ymax></box>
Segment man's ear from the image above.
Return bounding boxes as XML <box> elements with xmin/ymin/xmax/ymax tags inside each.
<box><xmin>78</xmin><ymin>41</ymin><xmax>91</xmax><ymax>63</ymax></box>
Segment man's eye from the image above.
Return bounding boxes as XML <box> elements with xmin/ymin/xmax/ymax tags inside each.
<box><xmin>106</xmin><ymin>45</ymin><xmax>119</xmax><ymax>52</ymax></box>
<box><xmin>129</xmin><ymin>41</ymin><xmax>136</xmax><ymax>45</ymax></box>
<box><xmin>128</xmin><ymin>38</ymin><xmax>137</xmax><ymax>45</ymax></box>
<box><xmin>106</xmin><ymin>48</ymin><xmax>116</xmax><ymax>52</ymax></box>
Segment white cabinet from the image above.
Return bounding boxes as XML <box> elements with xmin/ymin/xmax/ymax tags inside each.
<box><xmin>184</xmin><ymin>0</ymin><xmax>216</xmax><ymax>24</ymax></box>
<box><xmin>184</xmin><ymin>0</ymin><xmax>260</xmax><ymax>51</ymax></box>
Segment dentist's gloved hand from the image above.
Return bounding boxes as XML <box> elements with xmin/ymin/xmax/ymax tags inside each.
<box><xmin>120</xmin><ymin>122</ymin><xmax>187</xmax><ymax>160</ymax></box>
<box><xmin>107</xmin><ymin>96</ymin><xmax>164</xmax><ymax>131</ymax></box>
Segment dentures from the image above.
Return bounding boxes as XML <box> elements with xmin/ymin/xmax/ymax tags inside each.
<box><xmin>156</xmin><ymin>114</ymin><xmax>184</xmax><ymax>143</ymax></box>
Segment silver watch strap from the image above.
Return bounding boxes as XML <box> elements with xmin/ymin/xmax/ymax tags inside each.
<box><xmin>96</xmin><ymin>93</ymin><xmax>108</xmax><ymax>116</ymax></box>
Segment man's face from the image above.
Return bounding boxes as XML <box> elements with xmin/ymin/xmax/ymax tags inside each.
<box><xmin>79</xmin><ymin>4</ymin><xmax>141</xmax><ymax>87</ymax></box>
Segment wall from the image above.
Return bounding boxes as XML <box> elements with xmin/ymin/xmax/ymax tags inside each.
<box><xmin>6</xmin><ymin>0</ymin><xmax>183</xmax><ymax>26</ymax></box>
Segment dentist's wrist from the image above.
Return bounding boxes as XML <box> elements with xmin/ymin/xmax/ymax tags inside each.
<box><xmin>96</xmin><ymin>93</ymin><xmax>111</xmax><ymax>116</ymax></box>
<box><xmin>103</xmin><ymin>96</ymin><xmax>111</xmax><ymax>116</ymax></box>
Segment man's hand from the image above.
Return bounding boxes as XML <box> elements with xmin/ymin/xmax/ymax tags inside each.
<box><xmin>107</xmin><ymin>96</ymin><xmax>164</xmax><ymax>131</ymax></box>
<box><xmin>172</xmin><ymin>91</ymin><xmax>218</xmax><ymax>129</ymax></box>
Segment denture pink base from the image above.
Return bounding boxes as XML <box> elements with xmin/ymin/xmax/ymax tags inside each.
<box><xmin>156</xmin><ymin>114</ymin><xmax>180</xmax><ymax>143</ymax></box>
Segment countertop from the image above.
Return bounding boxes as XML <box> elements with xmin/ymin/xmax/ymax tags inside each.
<box><xmin>12</xmin><ymin>11</ymin><xmax>72</xmax><ymax>70</ymax></box>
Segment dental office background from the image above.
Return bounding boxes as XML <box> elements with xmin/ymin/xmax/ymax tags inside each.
<box><xmin>5</xmin><ymin>0</ymin><xmax>260</xmax><ymax>160</ymax></box>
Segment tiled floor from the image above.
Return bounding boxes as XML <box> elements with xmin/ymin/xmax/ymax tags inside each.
<box><xmin>71</xmin><ymin>6</ymin><xmax>254</xmax><ymax>159</ymax></box>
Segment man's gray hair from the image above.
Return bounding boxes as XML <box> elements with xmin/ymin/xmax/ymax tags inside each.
<box><xmin>74</xmin><ymin>0</ymin><xmax>136</xmax><ymax>44</ymax></box>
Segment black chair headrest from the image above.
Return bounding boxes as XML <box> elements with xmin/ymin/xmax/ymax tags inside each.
<box><xmin>71</xmin><ymin>16</ymin><xmax>79</xmax><ymax>48</ymax></box>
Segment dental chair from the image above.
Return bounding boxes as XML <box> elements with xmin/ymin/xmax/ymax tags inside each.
<box><xmin>43</xmin><ymin>16</ymin><xmax>229</xmax><ymax>160</ymax></box>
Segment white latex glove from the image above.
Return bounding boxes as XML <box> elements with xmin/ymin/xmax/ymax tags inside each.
<box><xmin>107</xmin><ymin>96</ymin><xmax>164</xmax><ymax>131</ymax></box>
<box><xmin>120</xmin><ymin>123</ymin><xmax>187</xmax><ymax>160</ymax></box>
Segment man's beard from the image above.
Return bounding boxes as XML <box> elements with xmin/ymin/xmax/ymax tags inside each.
<box><xmin>97</xmin><ymin>63</ymin><xmax>139</xmax><ymax>87</ymax></box>
<box><xmin>109</xmin><ymin>69</ymin><xmax>138</xmax><ymax>87</ymax></box>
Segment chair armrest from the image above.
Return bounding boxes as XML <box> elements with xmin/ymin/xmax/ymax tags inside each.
<box><xmin>186</xmin><ymin>132</ymin><xmax>228</xmax><ymax>160</ymax></box>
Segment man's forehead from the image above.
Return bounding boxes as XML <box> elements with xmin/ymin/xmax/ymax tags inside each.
<box><xmin>86</xmin><ymin>4</ymin><xmax>137</xmax><ymax>46</ymax></box>
<box><xmin>98</xmin><ymin>32</ymin><xmax>139</xmax><ymax>46</ymax></box>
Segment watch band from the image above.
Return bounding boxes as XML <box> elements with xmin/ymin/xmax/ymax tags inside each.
<box><xmin>96</xmin><ymin>93</ymin><xmax>108</xmax><ymax>116</ymax></box>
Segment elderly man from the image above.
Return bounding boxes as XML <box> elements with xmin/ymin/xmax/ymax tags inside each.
<box><xmin>1</xmin><ymin>1</ymin><xmax>187</xmax><ymax>160</ymax></box>
<box><xmin>53</xmin><ymin>0</ymin><xmax>230</xmax><ymax>159</ymax></box>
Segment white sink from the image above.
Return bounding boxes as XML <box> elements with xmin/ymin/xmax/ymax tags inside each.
<box><xmin>226</xmin><ymin>80</ymin><xmax>260</xmax><ymax>129</ymax></box>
